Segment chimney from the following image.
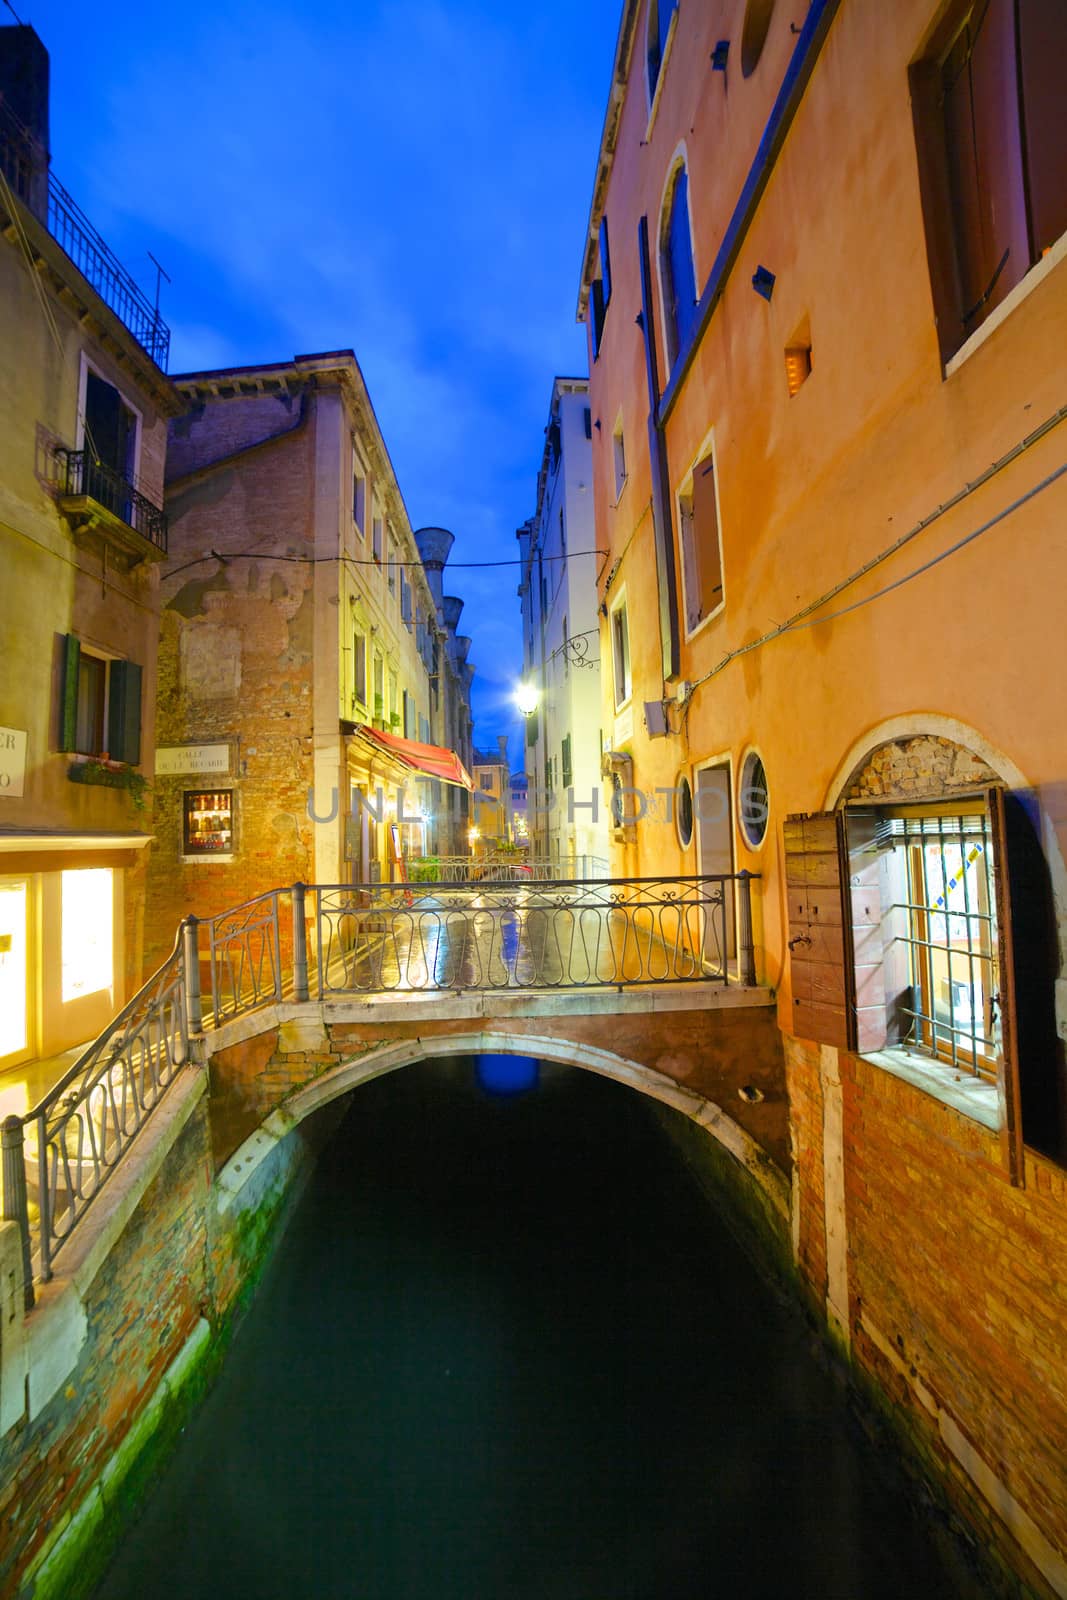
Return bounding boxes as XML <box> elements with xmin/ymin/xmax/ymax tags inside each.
<box><xmin>0</xmin><ymin>25</ymin><xmax>50</xmax><ymax>222</ymax></box>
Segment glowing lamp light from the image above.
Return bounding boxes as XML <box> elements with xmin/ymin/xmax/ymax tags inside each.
<box><xmin>514</xmin><ymin>681</ymin><xmax>539</xmax><ymax>718</ymax></box>
<box><xmin>468</xmin><ymin>826</ymin><xmax>480</xmax><ymax>843</ymax></box>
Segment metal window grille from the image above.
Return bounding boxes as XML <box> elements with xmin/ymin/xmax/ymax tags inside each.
<box><xmin>885</xmin><ymin>808</ymin><xmax>999</xmax><ymax>1080</ymax></box>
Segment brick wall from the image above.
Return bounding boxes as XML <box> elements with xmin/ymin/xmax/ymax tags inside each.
<box><xmin>786</xmin><ymin>1030</ymin><xmax>1067</xmax><ymax>1596</ymax></box>
<box><xmin>845</xmin><ymin>736</ymin><xmax>997</xmax><ymax>802</ymax></box>
<box><xmin>143</xmin><ymin>415</ymin><xmax>318</xmax><ymax>970</ymax></box>
<box><xmin>0</xmin><ymin>1103</ymin><xmax>212</xmax><ymax>1599</ymax></box>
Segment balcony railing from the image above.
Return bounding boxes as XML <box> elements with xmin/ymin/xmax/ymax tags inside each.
<box><xmin>56</xmin><ymin>448</ymin><xmax>168</xmax><ymax>553</ymax></box>
<box><xmin>0</xmin><ymin>94</ymin><xmax>170</xmax><ymax>369</ymax></box>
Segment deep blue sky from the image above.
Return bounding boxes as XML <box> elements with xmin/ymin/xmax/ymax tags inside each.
<box><xmin>30</xmin><ymin>0</ymin><xmax>621</xmax><ymax>758</ymax></box>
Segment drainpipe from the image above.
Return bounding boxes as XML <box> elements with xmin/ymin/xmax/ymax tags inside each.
<box><xmin>637</xmin><ymin>215</ymin><xmax>681</xmax><ymax>684</ymax></box>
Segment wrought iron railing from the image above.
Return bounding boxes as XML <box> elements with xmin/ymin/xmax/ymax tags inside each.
<box><xmin>314</xmin><ymin>873</ymin><xmax>753</xmax><ymax>994</ymax></box>
<box><xmin>2</xmin><ymin>927</ymin><xmax>192</xmax><ymax>1290</ymax></box>
<box><xmin>56</xmin><ymin>448</ymin><xmax>168</xmax><ymax>553</ymax></box>
<box><xmin>406</xmin><ymin>854</ymin><xmax>610</xmax><ymax>884</ymax></box>
<box><xmin>0</xmin><ymin>93</ymin><xmax>170</xmax><ymax>369</ymax></box>
<box><xmin>1</xmin><ymin>870</ymin><xmax>757</xmax><ymax>1289</ymax></box>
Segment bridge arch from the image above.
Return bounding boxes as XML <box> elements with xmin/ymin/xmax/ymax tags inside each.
<box><xmin>215</xmin><ymin>1029</ymin><xmax>787</xmax><ymax>1221</ymax></box>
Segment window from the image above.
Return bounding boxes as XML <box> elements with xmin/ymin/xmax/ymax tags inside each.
<box><xmin>61</xmin><ymin>869</ymin><xmax>114</xmax><ymax>1002</ymax></box>
<box><xmin>590</xmin><ymin>216</ymin><xmax>614</xmax><ymax>358</ymax></box>
<box><xmin>785</xmin><ymin>320</ymin><xmax>813</xmax><ymax>396</ymax></box>
<box><xmin>400</xmin><ymin>570</ymin><xmax>413</xmax><ymax>626</ymax></box>
<box><xmin>183</xmin><ymin>790</ymin><xmax>234</xmax><ymax>856</ymax></box>
<box><xmin>373</xmin><ymin>653</ymin><xmax>384</xmax><ymax>722</ymax></box>
<box><xmin>661</xmin><ymin>163</ymin><xmax>698</xmax><ymax>367</ymax></box>
<box><xmin>612</xmin><ymin>422</ymin><xmax>627</xmax><ymax>501</ymax></box>
<box><xmin>911</xmin><ymin>0</ymin><xmax>1067</xmax><ymax>360</ymax></box>
<box><xmin>387</xmin><ymin>540</ymin><xmax>398</xmax><ymax>598</ymax></box>
<box><xmin>352</xmin><ymin>631</ymin><xmax>367</xmax><ymax>708</ymax></box>
<box><xmin>647</xmin><ymin>0</ymin><xmax>678</xmax><ymax>104</ymax></box>
<box><xmin>611</xmin><ymin>599</ymin><xmax>631</xmax><ymax>709</ymax></box>
<box><xmin>559</xmin><ymin>506</ymin><xmax>566</xmax><ymax>557</ymax></box>
<box><xmin>562</xmin><ymin>614</ymin><xmax>569</xmax><ymax>679</ymax></box>
<box><xmin>584</xmin><ymin>407</ymin><xmax>592</xmax><ymax>440</ymax></box>
<box><xmin>676</xmin><ymin>774</ymin><xmax>694</xmax><ymax>848</ymax></box>
<box><xmin>352</xmin><ymin>463</ymin><xmax>366</xmax><ymax>535</ymax></box>
<box><xmin>739</xmin><ymin>752</ymin><xmax>769</xmax><ymax>848</ymax></box>
<box><xmin>740</xmin><ymin>0</ymin><xmax>776</xmax><ymax>78</ymax></box>
<box><xmin>562</xmin><ymin>734</ymin><xmax>573</xmax><ymax>790</ymax></box>
<box><xmin>547</xmin><ymin>419</ymin><xmax>562</xmax><ymax>472</ymax></box>
<box><xmin>59</xmin><ymin>635</ymin><xmax>142</xmax><ymax>763</ymax></box>
<box><xmin>678</xmin><ymin>451</ymin><xmax>723</xmax><ymax>633</ymax></box>
<box><xmin>83</xmin><ymin>368</ymin><xmax>137</xmax><ymax>485</ymax></box>
<box><xmin>481</xmin><ymin>773</ymin><xmax>493</xmax><ymax>793</ymax></box>
<box><xmin>372</xmin><ymin>517</ymin><xmax>383</xmax><ymax>564</ymax></box>
<box><xmin>388</xmin><ymin>672</ymin><xmax>399</xmax><ymax>727</ymax></box>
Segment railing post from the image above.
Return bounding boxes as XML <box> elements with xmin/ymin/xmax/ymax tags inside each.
<box><xmin>737</xmin><ymin>869</ymin><xmax>756</xmax><ymax>987</ymax></box>
<box><xmin>183</xmin><ymin>914</ymin><xmax>203</xmax><ymax>1035</ymax></box>
<box><xmin>2</xmin><ymin>1116</ymin><xmax>35</xmax><ymax>1309</ymax></box>
<box><xmin>292</xmin><ymin>883</ymin><xmax>310</xmax><ymax>1003</ymax></box>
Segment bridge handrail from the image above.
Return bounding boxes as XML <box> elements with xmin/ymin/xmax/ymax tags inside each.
<box><xmin>1</xmin><ymin>870</ymin><xmax>758</xmax><ymax>1288</ymax></box>
<box><xmin>4</xmin><ymin>922</ymin><xmax>192</xmax><ymax>1290</ymax></box>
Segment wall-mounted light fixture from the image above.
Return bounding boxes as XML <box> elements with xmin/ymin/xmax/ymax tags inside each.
<box><xmin>710</xmin><ymin>39</ymin><xmax>730</xmax><ymax>70</ymax></box>
<box><xmin>752</xmin><ymin>265</ymin><xmax>776</xmax><ymax>301</ymax></box>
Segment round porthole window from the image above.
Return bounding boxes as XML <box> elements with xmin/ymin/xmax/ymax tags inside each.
<box><xmin>676</xmin><ymin>774</ymin><xmax>694</xmax><ymax>848</ymax></box>
<box><xmin>739</xmin><ymin>752</ymin><xmax>769</xmax><ymax>848</ymax></box>
<box><xmin>740</xmin><ymin>0</ymin><xmax>776</xmax><ymax>77</ymax></box>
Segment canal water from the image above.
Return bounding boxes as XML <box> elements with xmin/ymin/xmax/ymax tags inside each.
<box><xmin>95</xmin><ymin>1058</ymin><xmax>979</xmax><ymax>1600</ymax></box>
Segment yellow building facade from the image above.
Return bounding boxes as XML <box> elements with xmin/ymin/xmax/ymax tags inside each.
<box><xmin>0</xmin><ymin>25</ymin><xmax>181</xmax><ymax>1078</ymax></box>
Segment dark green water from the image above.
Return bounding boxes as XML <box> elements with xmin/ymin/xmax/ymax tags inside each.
<box><xmin>95</xmin><ymin>1059</ymin><xmax>977</xmax><ymax>1600</ymax></box>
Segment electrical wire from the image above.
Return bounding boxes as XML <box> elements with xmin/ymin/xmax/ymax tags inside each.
<box><xmin>687</xmin><ymin>404</ymin><xmax>1067</xmax><ymax>695</ymax></box>
<box><xmin>163</xmin><ymin>547</ymin><xmax>609</xmax><ymax>582</ymax></box>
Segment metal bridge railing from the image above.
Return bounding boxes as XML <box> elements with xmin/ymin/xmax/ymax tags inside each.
<box><xmin>406</xmin><ymin>854</ymin><xmax>610</xmax><ymax>884</ymax></box>
<box><xmin>1</xmin><ymin>871</ymin><xmax>757</xmax><ymax>1290</ymax></box>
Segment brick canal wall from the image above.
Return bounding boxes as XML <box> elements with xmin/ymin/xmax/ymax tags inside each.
<box><xmin>0</xmin><ymin>1074</ymin><xmax>338</xmax><ymax>1600</ymax></box>
<box><xmin>787</xmin><ymin>1033</ymin><xmax>1067</xmax><ymax>1599</ymax></box>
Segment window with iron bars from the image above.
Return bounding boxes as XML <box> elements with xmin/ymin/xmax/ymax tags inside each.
<box><xmin>849</xmin><ymin>802</ymin><xmax>999</xmax><ymax>1080</ymax></box>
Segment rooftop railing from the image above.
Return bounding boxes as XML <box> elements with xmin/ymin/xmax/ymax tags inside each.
<box><xmin>0</xmin><ymin>93</ymin><xmax>170</xmax><ymax>369</ymax></box>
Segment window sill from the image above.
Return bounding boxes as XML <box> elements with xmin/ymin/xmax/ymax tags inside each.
<box><xmin>683</xmin><ymin>598</ymin><xmax>725</xmax><ymax>643</ymax></box>
<box><xmin>862</xmin><ymin>1045</ymin><xmax>1000</xmax><ymax>1132</ymax></box>
<box><xmin>944</xmin><ymin>230</ymin><xmax>1067</xmax><ymax>378</ymax></box>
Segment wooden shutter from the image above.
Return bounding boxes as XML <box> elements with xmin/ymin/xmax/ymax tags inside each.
<box><xmin>988</xmin><ymin>785</ymin><xmax>1025</xmax><ymax>1183</ymax></box>
<box><xmin>667</xmin><ymin>169</ymin><xmax>697</xmax><ymax>354</ymax></box>
<box><xmin>783</xmin><ymin>811</ymin><xmax>854</xmax><ymax>1050</ymax></box>
<box><xmin>107</xmin><ymin>660</ymin><xmax>142</xmax><ymax>766</ymax></box>
<box><xmin>59</xmin><ymin>633</ymin><xmax>80</xmax><ymax>752</ymax></box>
<box><xmin>692</xmin><ymin>456</ymin><xmax>722</xmax><ymax>621</ymax></box>
<box><xmin>1018</xmin><ymin>0</ymin><xmax>1067</xmax><ymax>257</ymax></box>
<box><xmin>591</xmin><ymin>279</ymin><xmax>606</xmax><ymax>358</ymax></box>
<box><xmin>599</xmin><ymin>217</ymin><xmax>612</xmax><ymax>307</ymax></box>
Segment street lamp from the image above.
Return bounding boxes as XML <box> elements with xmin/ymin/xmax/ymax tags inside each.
<box><xmin>514</xmin><ymin>681</ymin><xmax>539</xmax><ymax>718</ymax></box>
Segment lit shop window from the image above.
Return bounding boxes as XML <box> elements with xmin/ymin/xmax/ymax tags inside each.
<box><xmin>61</xmin><ymin>869</ymin><xmax>113</xmax><ymax>1002</ymax></box>
<box><xmin>184</xmin><ymin>790</ymin><xmax>234</xmax><ymax>854</ymax></box>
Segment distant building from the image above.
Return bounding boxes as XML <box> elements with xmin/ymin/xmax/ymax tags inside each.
<box><xmin>517</xmin><ymin>377</ymin><xmax>608</xmax><ymax>868</ymax></box>
<box><xmin>143</xmin><ymin>354</ymin><xmax>472</xmax><ymax>968</ymax></box>
<box><xmin>470</xmin><ymin>737</ymin><xmax>513</xmax><ymax>847</ymax></box>
<box><xmin>414</xmin><ymin>528</ymin><xmax>475</xmax><ymax>858</ymax></box>
<box><xmin>0</xmin><ymin>24</ymin><xmax>182</xmax><ymax>1067</ymax></box>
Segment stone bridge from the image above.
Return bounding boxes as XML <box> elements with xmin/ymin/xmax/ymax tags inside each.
<box><xmin>205</xmin><ymin>984</ymin><xmax>789</xmax><ymax>1226</ymax></box>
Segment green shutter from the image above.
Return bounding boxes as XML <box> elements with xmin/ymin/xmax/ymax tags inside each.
<box><xmin>107</xmin><ymin>660</ymin><xmax>142</xmax><ymax>765</ymax></box>
<box><xmin>60</xmin><ymin>633</ymin><xmax>80</xmax><ymax>752</ymax></box>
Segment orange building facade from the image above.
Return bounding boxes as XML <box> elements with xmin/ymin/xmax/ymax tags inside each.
<box><xmin>580</xmin><ymin>1</ymin><xmax>1067</xmax><ymax>1591</ymax></box>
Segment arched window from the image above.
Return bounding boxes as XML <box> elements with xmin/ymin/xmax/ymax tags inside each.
<box><xmin>646</xmin><ymin>0</ymin><xmax>678</xmax><ymax>103</ymax></box>
<box><xmin>660</xmin><ymin>162</ymin><xmax>697</xmax><ymax>367</ymax></box>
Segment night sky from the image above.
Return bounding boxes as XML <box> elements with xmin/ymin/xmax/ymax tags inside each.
<box><xmin>28</xmin><ymin>0</ymin><xmax>622</xmax><ymax>754</ymax></box>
